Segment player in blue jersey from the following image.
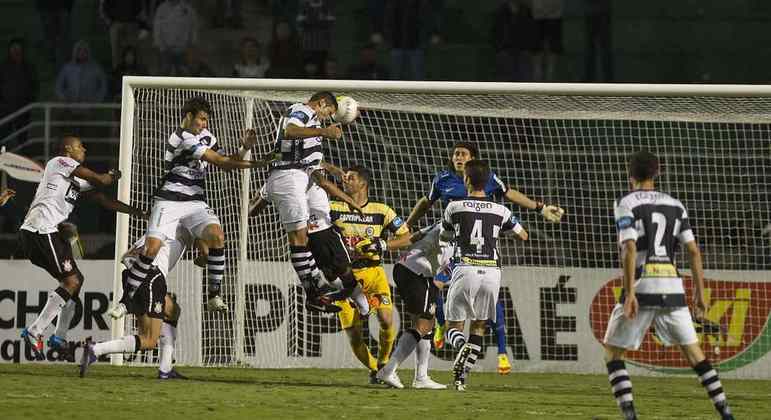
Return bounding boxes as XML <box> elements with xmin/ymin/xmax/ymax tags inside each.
<box><xmin>406</xmin><ymin>142</ymin><xmax>564</xmax><ymax>227</ymax></box>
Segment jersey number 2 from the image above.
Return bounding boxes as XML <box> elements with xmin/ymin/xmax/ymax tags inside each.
<box><xmin>651</xmin><ymin>212</ymin><xmax>668</xmax><ymax>257</ymax></box>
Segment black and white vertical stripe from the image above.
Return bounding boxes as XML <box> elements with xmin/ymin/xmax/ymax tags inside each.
<box><xmin>694</xmin><ymin>360</ymin><xmax>729</xmax><ymax>411</ymax></box>
<box><xmin>290</xmin><ymin>246</ymin><xmax>320</xmax><ymax>280</ymax></box>
<box><xmin>446</xmin><ymin>328</ymin><xmax>466</xmax><ymax>350</ymax></box>
<box><xmin>127</xmin><ymin>254</ymin><xmax>154</xmax><ymax>298</ymax></box>
<box><xmin>607</xmin><ymin>360</ymin><xmax>634</xmax><ymax>405</ymax></box>
<box><xmin>207</xmin><ymin>248</ymin><xmax>225</xmax><ymax>295</ymax></box>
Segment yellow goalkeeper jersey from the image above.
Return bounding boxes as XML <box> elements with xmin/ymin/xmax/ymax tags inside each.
<box><xmin>329</xmin><ymin>200</ymin><xmax>409</xmax><ymax>268</ymax></box>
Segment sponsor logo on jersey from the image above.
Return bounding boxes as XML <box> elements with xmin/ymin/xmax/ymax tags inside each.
<box><xmin>590</xmin><ymin>276</ymin><xmax>771</xmax><ymax>372</ymax></box>
<box><xmin>463</xmin><ymin>201</ymin><xmax>493</xmax><ymax>211</ymax></box>
<box><xmin>338</xmin><ymin>213</ymin><xmax>375</xmax><ymax>224</ymax></box>
<box><xmin>62</xmin><ymin>259</ymin><xmax>73</xmax><ymax>272</ymax></box>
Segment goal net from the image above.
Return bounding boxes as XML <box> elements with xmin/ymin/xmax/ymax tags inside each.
<box><xmin>114</xmin><ymin>79</ymin><xmax>771</xmax><ymax>378</ymax></box>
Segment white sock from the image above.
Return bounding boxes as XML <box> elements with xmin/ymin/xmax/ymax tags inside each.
<box><xmin>350</xmin><ymin>284</ymin><xmax>369</xmax><ymax>315</ymax></box>
<box><xmin>93</xmin><ymin>335</ymin><xmax>137</xmax><ymax>357</ymax></box>
<box><xmin>28</xmin><ymin>290</ymin><xmax>67</xmax><ymax>336</ymax></box>
<box><xmin>159</xmin><ymin>323</ymin><xmax>176</xmax><ymax>373</ymax></box>
<box><xmin>54</xmin><ymin>299</ymin><xmax>76</xmax><ymax>339</ymax></box>
<box><xmin>381</xmin><ymin>329</ymin><xmax>419</xmax><ymax>375</ymax></box>
<box><xmin>415</xmin><ymin>338</ymin><xmax>431</xmax><ymax>381</ymax></box>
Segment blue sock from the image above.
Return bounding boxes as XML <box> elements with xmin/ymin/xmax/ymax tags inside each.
<box><xmin>435</xmin><ymin>293</ymin><xmax>445</xmax><ymax>326</ymax></box>
<box><xmin>494</xmin><ymin>300</ymin><xmax>506</xmax><ymax>354</ymax></box>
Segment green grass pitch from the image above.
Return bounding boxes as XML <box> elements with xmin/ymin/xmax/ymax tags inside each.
<box><xmin>1</xmin><ymin>364</ymin><xmax>769</xmax><ymax>419</ymax></box>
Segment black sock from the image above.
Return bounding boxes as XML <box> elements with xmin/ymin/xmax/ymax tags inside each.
<box><xmin>693</xmin><ymin>360</ymin><xmax>732</xmax><ymax>417</ymax></box>
<box><xmin>207</xmin><ymin>247</ymin><xmax>225</xmax><ymax>298</ymax></box>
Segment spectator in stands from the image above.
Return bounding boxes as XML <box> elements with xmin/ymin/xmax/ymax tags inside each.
<box><xmin>266</xmin><ymin>21</ymin><xmax>302</xmax><ymax>78</ymax></box>
<box><xmin>55</xmin><ymin>40</ymin><xmax>108</xmax><ymax>103</ymax></box>
<box><xmin>100</xmin><ymin>0</ymin><xmax>150</xmax><ymax>70</ymax></box>
<box><xmin>583</xmin><ymin>0</ymin><xmax>613</xmax><ymax>82</ymax></box>
<box><xmin>347</xmin><ymin>44</ymin><xmax>389</xmax><ymax>80</ymax></box>
<box><xmin>214</xmin><ymin>0</ymin><xmax>243</xmax><ymax>28</ymax></box>
<box><xmin>112</xmin><ymin>46</ymin><xmax>147</xmax><ymax>100</ymax></box>
<box><xmin>232</xmin><ymin>37</ymin><xmax>269</xmax><ymax>78</ymax></box>
<box><xmin>492</xmin><ymin>1</ymin><xmax>536</xmax><ymax>81</ymax></box>
<box><xmin>0</xmin><ymin>38</ymin><xmax>38</xmax><ymax>145</ymax></box>
<box><xmin>154</xmin><ymin>0</ymin><xmax>198</xmax><ymax>76</ymax></box>
<box><xmin>371</xmin><ymin>0</ymin><xmax>443</xmax><ymax>81</ymax></box>
<box><xmin>531</xmin><ymin>0</ymin><xmax>563</xmax><ymax>81</ymax></box>
<box><xmin>36</xmin><ymin>0</ymin><xmax>74</xmax><ymax>68</ymax></box>
<box><xmin>301</xmin><ymin>59</ymin><xmax>322</xmax><ymax>79</ymax></box>
<box><xmin>178</xmin><ymin>48</ymin><xmax>215</xmax><ymax>77</ymax></box>
<box><xmin>296</xmin><ymin>0</ymin><xmax>335</xmax><ymax>71</ymax></box>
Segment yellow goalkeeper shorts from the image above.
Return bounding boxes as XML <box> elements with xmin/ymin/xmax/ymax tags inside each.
<box><xmin>336</xmin><ymin>266</ymin><xmax>393</xmax><ymax>329</ymax></box>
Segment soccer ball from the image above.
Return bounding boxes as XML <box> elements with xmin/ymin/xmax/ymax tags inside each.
<box><xmin>335</xmin><ymin>96</ymin><xmax>359</xmax><ymax>125</ymax></box>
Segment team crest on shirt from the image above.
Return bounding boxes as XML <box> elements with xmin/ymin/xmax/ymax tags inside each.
<box><xmin>365</xmin><ymin>226</ymin><xmax>375</xmax><ymax>236</ymax></box>
<box><xmin>153</xmin><ymin>302</ymin><xmax>163</xmax><ymax>314</ymax></box>
<box><xmin>62</xmin><ymin>259</ymin><xmax>73</xmax><ymax>272</ymax></box>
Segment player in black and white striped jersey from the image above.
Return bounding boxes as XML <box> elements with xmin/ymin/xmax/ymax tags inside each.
<box><xmin>440</xmin><ymin>160</ymin><xmax>528</xmax><ymax>391</ymax></box>
<box><xmin>603</xmin><ymin>151</ymin><xmax>734</xmax><ymax>420</ymax></box>
<box><xmin>262</xmin><ymin>92</ymin><xmax>356</xmax><ymax>312</ymax></box>
<box><xmin>129</xmin><ymin>96</ymin><xmax>265</xmax><ymax>315</ymax></box>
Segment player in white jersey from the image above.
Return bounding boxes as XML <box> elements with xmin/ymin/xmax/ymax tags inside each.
<box><xmin>603</xmin><ymin>151</ymin><xmax>734</xmax><ymax>420</ymax></box>
<box><xmin>440</xmin><ymin>160</ymin><xmax>527</xmax><ymax>391</ymax></box>
<box><xmin>81</xmin><ymin>224</ymin><xmax>201</xmax><ymax>378</ymax></box>
<box><xmin>130</xmin><ymin>96</ymin><xmax>263</xmax><ymax>315</ymax></box>
<box><xmin>262</xmin><ymin>92</ymin><xmax>365</xmax><ymax>312</ymax></box>
<box><xmin>19</xmin><ymin>136</ymin><xmax>145</xmax><ymax>361</ymax></box>
<box><xmin>375</xmin><ymin>223</ymin><xmax>446</xmax><ymax>390</ymax></box>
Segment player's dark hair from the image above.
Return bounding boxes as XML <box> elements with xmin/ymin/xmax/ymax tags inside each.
<box><xmin>629</xmin><ymin>150</ymin><xmax>659</xmax><ymax>181</ymax></box>
<box><xmin>453</xmin><ymin>142</ymin><xmax>479</xmax><ymax>159</ymax></box>
<box><xmin>347</xmin><ymin>164</ymin><xmax>371</xmax><ymax>187</ymax></box>
<box><xmin>309</xmin><ymin>91</ymin><xmax>337</xmax><ymax>110</ymax></box>
<box><xmin>181</xmin><ymin>96</ymin><xmax>213</xmax><ymax>118</ymax></box>
<box><xmin>465</xmin><ymin>159</ymin><xmax>490</xmax><ymax>191</ymax></box>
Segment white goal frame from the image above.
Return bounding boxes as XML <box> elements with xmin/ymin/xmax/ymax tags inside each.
<box><xmin>112</xmin><ymin>77</ymin><xmax>771</xmax><ymax>366</ymax></box>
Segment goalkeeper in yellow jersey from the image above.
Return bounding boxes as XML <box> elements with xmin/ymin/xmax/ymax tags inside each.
<box><xmin>330</xmin><ymin>164</ymin><xmax>414</xmax><ymax>385</ymax></box>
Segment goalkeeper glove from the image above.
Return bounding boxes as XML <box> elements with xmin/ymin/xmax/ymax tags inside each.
<box><xmin>355</xmin><ymin>238</ymin><xmax>387</xmax><ymax>256</ymax></box>
<box><xmin>108</xmin><ymin>169</ymin><xmax>122</xmax><ymax>183</ymax></box>
<box><xmin>535</xmin><ymin>202</ymin><xmax>565</xmax><ymax>223</ymax></box>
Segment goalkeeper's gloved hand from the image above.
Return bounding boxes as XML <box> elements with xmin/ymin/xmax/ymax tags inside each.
<box><xmin>355</xmin><ymin>238</ymin><xmax>387</xmax><ymax>256</ymax></box>
<box><xmin>108</xmin><ymin>169</ymin><xmax>122</xmax><ymax>183</ymax></box>
<box><xmin>535</xmin><ymin>202</ymin><xmax>565</xmax><ymax>223</ymax></box>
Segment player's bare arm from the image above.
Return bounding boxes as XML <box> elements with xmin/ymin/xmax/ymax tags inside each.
<box><xmin>620</xmin><ymin>239</ymin><xmax>638</xmax><ymax>319</ymax></box>
<box><xmin>82</xmin><ymin>190</ymin><xmax>147</xmax><ymax>219</ymax></box>
<box><xmin>406</xmin><ymin>196</ymin><xmax>435</xmax><ymax>228</ymax></box>
<box><xmin>201</xmin><ymin>148</ymin><xmax>263</xmax><ymax>171</ymax></box>
<box><xmin>311</xmin><ymin>170</ymin><xmax>362</xmax><ymax>213</ymax></box>
<box><xmin>0</xmin><ymin>188</ymin><xmax>15</xmax><ymax>206</ymax></box>
<box><xmin>72</xmin><ymin>165</ymin><xmax>120</xmax><ymax>187</ymax></box>
<box><xmin>284</xmin><ymin>122</ymin><xmax>342</xmax><ymax>140</ymax></box>
<box><xmin>685</xmin><ymin>240</ymin><xmax>708</xmax><ymax>317</ymax></box>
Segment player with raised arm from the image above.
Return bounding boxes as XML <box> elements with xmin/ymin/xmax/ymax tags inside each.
<box><xmin>375</xmin><ymin>222</ymin><xmax>447</xmax><ymax>389</ymax></box>
<box><xmin>262</xmin><ymin>92</ymin><xmax>366</xmax><ymax>312</ymax></box>
<box><xmin>83</xmin><ymin>224</ymin><xmax>202</xmax><ymax>379</ymax></box>
<box><xmin>19</xmin><ymin>136</ymin><xmax>145</xmax><ymax>361</ymax></box>
<box><xmin>603</xmin><ymin>151</ymin><xmax>734</xmax><ymax>420</ymax></box>
<box><xmin>327</xmin><ymin>165</ymin><xmax>415</xmax><ymax>385</ymax></box>
<box><xmin>127</xmin><ymin>96</ymin><xmax>262</xmax><ymax>314</ymax></box>
<box><xmin>406</xmin><ymin>142</ymin><xmax>564</xmax><ymax>228</ymax></box>
<box><xmin>440</xmin><ymin>160</ymin><xmax>528</xmax><ymax>391</ymax></box>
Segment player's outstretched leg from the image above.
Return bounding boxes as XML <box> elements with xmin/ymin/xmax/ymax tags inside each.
<box><xmin>49</xmin><ymin>299</ymin><xmax>78</xmax><ymax>362</ymax></box>
<box><xmin>23</xmin><ymin>280</ymin><xmax>78</xmax><ymax>361</ymax></box>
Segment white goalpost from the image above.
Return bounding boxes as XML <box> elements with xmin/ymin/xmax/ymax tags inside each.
<box><xmin>113</xmin><ymin>77</ymin><xmax>771</xmax><ymax>378</ymax></box>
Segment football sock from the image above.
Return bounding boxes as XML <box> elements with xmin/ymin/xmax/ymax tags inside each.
<box><xmin>127</xmin><ymin>254</ymin><xmax>155</xmax><ymax>298</ymax></box>
<box><xmin>159</xmin><ymin>322</ymin><xmax>176</xmax><ymax>373</ymax></box>
<box><xmin>493</xmin><ymin>301</ymin><xmax>506</xmax><ymax>354</ymax></box>
<box><xmin>290</xmin><ymin>245</ymin><xmax>320</xmax><ymax>289</ymax></box>
<box><xmin>415</xmin><ymin>334</ymin><xmax>431</xmax><ymax>380</ymax></box>
<box><xmin>378</xmin><ymin>321</ymin><xmax>397</xmax><ymax>366</ymax></box>
<box><xmin>93</xmin><ymin>334</ymin><xmax>140</xmax><ymax>357</ymax></box>
<box><xmin>350</xmin><ymin>284</ymin><xmax>370</xmax><ymax>315</ymax></box>
<box><xmin>207</xmin><ymin>247</ymin><xmax>225</xmax><ymax>298</ymax></box>
<box><xmin>693</xmin><ymin>360</ymin><xmax>732</xmax><ymax>418</ymax></box>
<box><xmin>53</xmin><ymin>299</ymin><xmax>76</xmax><ymax>340</ymax></box>
<box><xmin>380</xmin><ymin>329</ymin><xmax>419</xmax><ymax>375</ymax></box>
<box><xmin>446</xmin><ymin>327</ymin><xmax>466</xmax><ymax>350</ymax></box>
<box><xmin>28</xmin><ymin>287</ymin><xmax>70</xmax><ymax>337</ymax></box>
<box><xmin>607</xmin><ymin>360</ymin><xmax>634</xmax><ymax>409</ymax></box>
<box><xmin>462</xmin><ymin>334</ymin><xmax>483</xmax><ymax>375</ymax></box>
<box><xmin>350</xmin><ymin>336</ymin><xmax>377</xmax><ymax>371</ymax></box>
